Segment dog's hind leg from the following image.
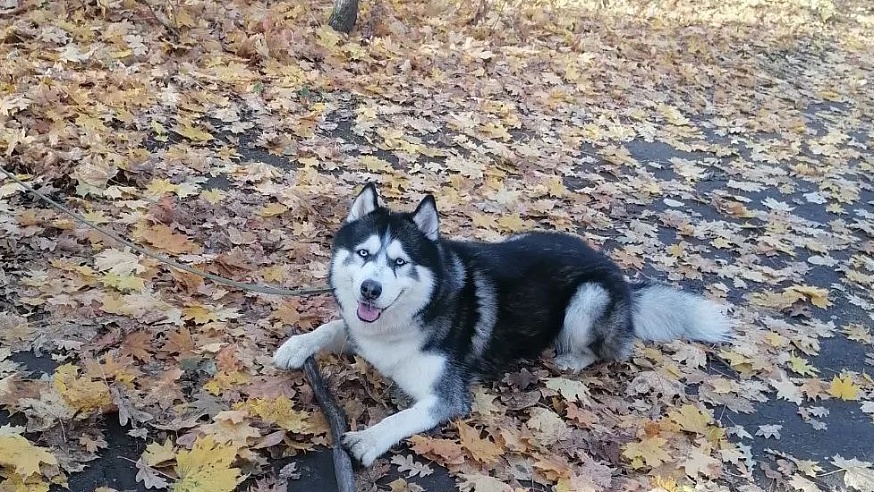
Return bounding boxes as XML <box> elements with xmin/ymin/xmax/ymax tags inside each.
<box><xmin>273</xmin><ymin>320</ymin><xmax>350</xmax><ymax>370</ymax></box>
<box><xmin>554</xmin><ymin>282</ymin><xmax>629</xmax><ymax>372</ymax></box>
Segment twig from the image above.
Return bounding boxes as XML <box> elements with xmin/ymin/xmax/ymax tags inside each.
<box><xmin>0</xmin><ymin>165</ymin><xmax>331</xmax><ymax>297</ymax></box>
<box><xmin>303</xmin><ymin>356</ymin><xmax>356</xmax><ymax>492</ymax></box>
<box><xmin>134</xmin><ymin>0</ymin><xmax>180</xmax><ymax>39</ymax></box>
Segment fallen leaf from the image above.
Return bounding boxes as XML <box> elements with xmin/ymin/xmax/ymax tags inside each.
<box><xmin>828</xmin><ymin>375</ymin><xmax>860</xmax><ymax>400</ymax></box>
<box><xmin>526</xmin><ymin>407</ymin><xmax>570</xmax><ymax>444</ymax></box>
<box><xmin>545</xmin><ymin>377</ymin><xmax>591</xmax><ymax>404</ymax></box>
<box><xmin>390</xmin><ymin>454</ymin><xmax>433</xmax><ymax>478</ymax></box>
<box><xmin>458</xmin><ymin>473</ymin><xmax>513</xmax><ymax>492</ymax></box>
<box><xmin>0</xmin><ymin>434</ymin><xmax>58</xmax><ymax>477</ymax></box>
<box><xmin>173</xmin><ymin>435</ymin><xmax>243</xmax><ymax>492</ymax></box>
<box><xmin>832</xmin><ymin>455</ymin><xmax>874</xmax><ymax>492</ymax></box>
<box><xmin>622</xmin><ymin>436</ymin><xmax>672</xmax><ymax>468</ymax></box>
<box><xmin>456</xmin><ymin>421</ymin><xmax>502</xmax><ymax>464</ymax></box>
<box><xmin>756</xmin><ymin>424</ymin><xmax>782</xmax><ymax>439</ymax></box>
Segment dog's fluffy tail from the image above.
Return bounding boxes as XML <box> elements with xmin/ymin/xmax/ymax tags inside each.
<box><xmin>630</xmin><ymin>282</ymin><xmax>732</xmax><ymax>343</ymax></box>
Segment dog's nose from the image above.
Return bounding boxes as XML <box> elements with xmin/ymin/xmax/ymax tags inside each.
<box><xmin>360</xmin><ymin>279</ymin><xmax>382</xmax><ymax>300</ymax></box>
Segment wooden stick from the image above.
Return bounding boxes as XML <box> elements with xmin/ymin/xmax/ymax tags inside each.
<box><xmin>303</xmin><ymin>356</ymin><xmax>356</xmax><ymax>492</ymax></box>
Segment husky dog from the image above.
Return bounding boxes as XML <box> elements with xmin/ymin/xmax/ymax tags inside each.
<box><xmin>273</xmin><ymin>183</ymin><xmax>731</xmax><ymax>466</ymax></box>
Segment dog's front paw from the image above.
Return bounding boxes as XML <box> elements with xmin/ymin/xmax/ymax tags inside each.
<box><xmin>273</xmin><ymin>335</ymin><xmax>315</xmax><ymax>370</ymax></box>
<box><xmin>342</xmin><ymin>429</ymin><xmax>387</xmax><ymax>466</ymax></box>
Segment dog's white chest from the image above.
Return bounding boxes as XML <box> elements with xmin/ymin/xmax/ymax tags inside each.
<box><xmin>353</xmin><ymin>334</ymin><xmax>445</xmax><ymax>402</ymax></box>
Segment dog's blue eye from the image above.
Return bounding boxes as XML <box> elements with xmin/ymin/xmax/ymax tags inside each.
<box><xmin>394</xmin><ymin>258</ymin><xmax>407</xmax><ymax>266</ymax></box>
<box><xmin>357</xmin><ymin>249</ymin><xmax>369</xmax><ymax>258</ymax></box>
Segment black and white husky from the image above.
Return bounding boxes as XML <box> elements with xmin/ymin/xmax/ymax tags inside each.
<box><xmin>273</xmin><ymin>183</ymin><xmax>732</xmax><ymax>466</ymax></box>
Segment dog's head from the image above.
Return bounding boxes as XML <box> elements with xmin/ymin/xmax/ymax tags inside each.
<box><xmin>329</xmin><ymin>183</ymin><xmax>441</xmax><ymax>334</ymax></box>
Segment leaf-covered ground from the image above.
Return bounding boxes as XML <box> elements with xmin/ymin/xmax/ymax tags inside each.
<box><xmin>1</xmin><ymin>0</ymin><xmax>873</xmax><ymax>491</ymax></box>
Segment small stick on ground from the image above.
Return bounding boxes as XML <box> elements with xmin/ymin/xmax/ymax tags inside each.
<box><xmin>303</xmin><ymin>356</ymin><xmax>356</xmax><ymax>492</ymax></box>
<box><xmin>133</xmin><ymin>0</ymin><xmax>180</xmax><ymax>39</ymax></box>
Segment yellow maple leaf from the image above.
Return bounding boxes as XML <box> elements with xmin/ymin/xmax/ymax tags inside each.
<box><xmin>76</xmin><ymin>113</ymin><xmax>108</xmax><ymax>133</ymax></box>
<box><xmin>204</xmin><ymin>371</ymin><xmax>250</xmax><ymax>395</ymax></box>
<box><xmin>151</xmin><ymin>120</ymin><xmax>167</xmax><ymax>136</ymax></box>
<box><xmin>201</xmin><ymin>411</ymin><xmax>261</xmax><ymax>450</ymax></box>
<box><xmin>682</xmin><ymin>446</ymin><xmax>721</xmax><ymax>478</ymax></box>
<box><xmin>668</xmin><ymin>404</ymin><xmax>713</xmax><ymax>435</ymax></box>
<box><xmin>0</xmin><ymin>470</ymin><xmax>51</xmax><ymax>492</ymax></box>
<box><xmin>297</xmin><ymin>156</ymin><xmax>319</xmax><ymax>168</ymax></box>
<box><xmin>101</xmin><ymin>273</ymin><xmax>146</xmax><ymax>293</ymax></box>
<box><xmin>53</xmin><ymin>364</ymin><xmax>112</xmax><ymax>413</ymax></box>
<box><xmin>651</xmin><ymin>476</ymin><xmax>682</xmax><ymax>492</ymax></box>
<box><xmin>258</xmin><ymin>202</ymin><xmax>288</xmax><ymax>217</ymax></box>
<box><xmin>527</xmin><ymin>408</ymin><xmax>571</xmax><ymax>445</ymax></box>
<box><xmin>787</xmin><ymin>353</ymin><xmax>819</xmax><ymax>376</ymax></box>
<box><xmin>544</xmin><ymin>377</ymin><xmax>590</xmax><ymax>403</ymax></box>
<box><xmin>470</xmin><ymin>212</ymin><xmax>497</xmax><ymax>230</ymax></box>
<box><xmin>200</xmin><ymin>189</ymin><xmax>225</xmax><ymax>204</ymax></box>
<box><xmin>458</xmin><ymin>473</ymin><xmax>513</xmax><ymax>492</ymax></box>
<box><xmin>94</xmin><ymin>249</ymin><xmax>145</xmax><ymax>276</ymax></box>
<box><xmin>81</xmin><ymin>210</ymin><xmax>110</xmax><ymax>225</ymax></box>
<box><xmin>101</xmin><ymin>294</ymin><xmax>130</xmax><ymax>316</ymax></box>
<box><xmin>237</xmin><ymin>398</ymin><xmax>312</xmax><ymax>434</ymax></box>
<box><xmin>173</xmin><ymin>7</ymin><xmax>196</xmax><ymax>28</ymax></box>
<box><xmin>360</xmin><ymin>155</ymin><xmax>394</xmax><ymax>173</ymax></box>
<box><xmin>0</xmin><ymin>434</ymin><xmax>58</xmax><ymax>477</ymax></box>
<box><xmin>173</xmin><ymin>436</ymin><xmax>243</xmax><ymax>492</ymax></box>
<box><xmin>842</xmin><ymin>324</ymin><xmax>873</xmax><ymax>344</ymax></box>
<box><xmin>478</xmin><ymin>122</ymin><xmax>511</xmax><ymax>141</ymax></box>
<box><xmin>496</xmin><ymin>213</ymin><xmax>528</xmax><ymax>232</ymax></box>
<box><xmin>787</xmin><ymin>285</ymin><xmax>832</xmax><ymax>309</ymax></box>
<box><xmin>545</xmin><ymin>176</ymin><xmax>567</xmax><ymax>198</ymax></box>
<box><xmin>145</xmin><ymin>178</ymin><xmax>179</xmax><ymax>197</ymax></box>
<box><xmin>667</xmin><ymin>243</ymin><xmax>686</xmax><ymax>257</ymax></box>
<box><xmin>315</xmin><ymin>25</ymin><xmax>341</xmax><ymax>48</ymax></box>
<box><xmin>622</xmin><ymin>436</ymin><xmax>672</xmax><ymax>468</ymax></box>
<box><xmin>182</xmin><ymin>305</ymin><xmax>214</xmax><ymax>325</ymax></box>
<box><xmin>828</xmin><ymin>375</ymin><xmax>860</xmax><ymax>400</ymax></box>
<box><xmin>356</xmin><ymin>105</ymin><xmax>377</xmax><ymax>120</ymax></box>
<box><xmin>173</xmin><ymin>123</ymin><xmax>213</xmax><ymax>143</ymax></box>
<box><xmin>143</xmin><ymin>439</ymin><xmax>176</xmax><ymax>467</ymax></box>
<box><xmin>260</xmin><ymin>265</ymin><xmax>286</xmax><ymax>283</ymax></box>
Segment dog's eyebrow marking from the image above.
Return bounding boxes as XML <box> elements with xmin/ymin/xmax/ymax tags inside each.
<box><xmin>338</xmin><ymin>249</ymin><xmax>355</xmax><ymax>266</ymax></box>
<box><xmin>380</xmin><ymin>227</ymin><xmax>394</xmax><ymax>250</ymax></box>
<box><xmin>385</xmin><ymin>240</ymin><xmax>408</xmax><ymax>260</ymax></box>
<box><xmin>355</xmin><ymin>235</ymin><xmax>382</xmax><ymax>254</ymax></box>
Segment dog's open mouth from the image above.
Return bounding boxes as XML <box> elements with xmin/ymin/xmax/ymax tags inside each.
<box><xmin>357</xmin><ymin>302</ymin><xmax>383</xmax><ymax>323</ymax></box>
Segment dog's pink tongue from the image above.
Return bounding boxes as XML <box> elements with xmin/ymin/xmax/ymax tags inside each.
<box><xmin>357</xmin><ymin>303</ymin><xmax>382</xmax><ymax>322</ymax></box>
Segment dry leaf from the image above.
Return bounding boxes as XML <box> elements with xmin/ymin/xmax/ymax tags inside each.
<box><xmin>173</xmin><ymin>436</ymin><xmax>243</xmax><ymax>492</ymax></box>
<box><xmin>456</xmin><ymin>421</ymin><xmax>502</xmax><ymax>464</ymax></box>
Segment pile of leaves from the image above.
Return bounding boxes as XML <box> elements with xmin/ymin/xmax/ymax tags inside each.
<box><xmin>1</xmin><ymin>0</ymin><xmax>873</xmax><ymax>491</ymax></box>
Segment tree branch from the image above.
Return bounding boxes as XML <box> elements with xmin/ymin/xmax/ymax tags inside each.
<box><xmin>303</xmin><ymin>356</ymin><xmax>356</xmax><ymax>492</ymax></box>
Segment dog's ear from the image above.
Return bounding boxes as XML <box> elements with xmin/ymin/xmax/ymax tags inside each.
<box><xmin>412</xmin><ymin>195</ymin><xmax>439</xmax><ymax>241</ymax></box>
<box><xmin>347</xmin><ymin>183</ymin><xmax>380</xmax><ymax>222</ymax></box>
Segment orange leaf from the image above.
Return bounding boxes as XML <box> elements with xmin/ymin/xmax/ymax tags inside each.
<box><xmin>456</xmin><ymin>421</ymin><xmax>502</xmax><ymax>464</ymax></box>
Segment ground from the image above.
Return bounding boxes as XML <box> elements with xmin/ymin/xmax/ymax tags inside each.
<box><xmin>1</xmin><ymin>1</ymin><xmax>873</xmax><ymax>491</ymax></box>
